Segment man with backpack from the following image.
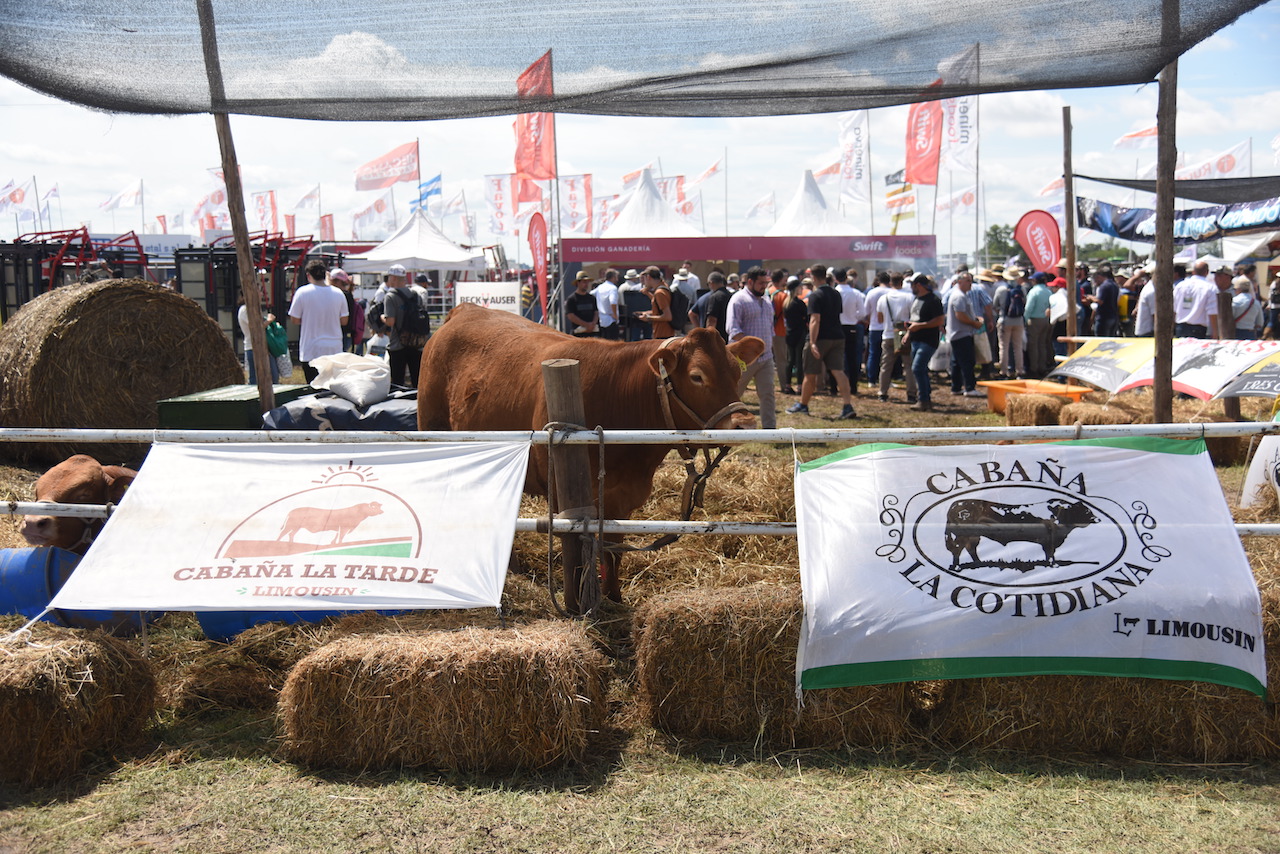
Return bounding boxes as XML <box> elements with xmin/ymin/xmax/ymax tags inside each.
<box><xmin>992</xmin><ymin>267</ymin><xmax>1027</xmax><ymax>379</ymax></box>
<box><xmin>376</xmin><ymin>263</ymin><xmax>431</xmax><ymax>388</ymax></box>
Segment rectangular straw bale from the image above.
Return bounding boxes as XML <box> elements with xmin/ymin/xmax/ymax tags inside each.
<box><xmin>0</xmin><ymin>624</ymin><xmax>156</xmax><ymax>786</ymax></box>
<box><xmin>1058</xmin><ymin>402</ymin><xmax>1135</xmax><ymax>426</ymax></box>
<box><xmin>1005</xmin><ymin>393</ymin><xmax>1066</xmax><ymax>427</ymax></box>
<box><xmin>632</xmin><ymin>585</ymin><xmax>910</xmax><ymax>750</ymax></box>
<box><xmin>280</xmin><ymin>621</ymin><xmax>609</xmax><ymax>773</ymax></box>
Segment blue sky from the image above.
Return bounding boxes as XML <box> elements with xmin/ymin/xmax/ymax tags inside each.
<box><xmin>0</xmin><ymin>0</ymin><xmax>1275</xmax><ymax>263</ymax></box>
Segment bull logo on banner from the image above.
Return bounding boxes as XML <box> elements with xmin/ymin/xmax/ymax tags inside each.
<box><xmin>876</xmin><ymin>456</ymin><xmax>1171</xmax><ymax>616</ymax></box>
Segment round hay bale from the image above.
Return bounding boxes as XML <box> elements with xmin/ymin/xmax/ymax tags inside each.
<box><xmin>280</xmin><ymin>621</ymin><xmax>610</xmax><ymax>773</ymax></box>
<box><xmin>1005</xmin><ymin>393</ymin><xmax>1066</xmax><ymax>427</ymax></box>
<box><xmin>0</xmin><ymin>279</ymin><xmax>244</xmax><ymax>464</ymax></box>
<box><xmin>0</xmin><ymin>623</ymin><xmax>156</xmax><ymax>786</ymax></box>
<box><xmin>1058</xmin><ymin>402</ymin><xmax>1135</xmax><ymax>426</ymax></box>
<box><xmin>632</xmin><ymin>584</ymin><xmax>911</xmax><ymax>749</ymax></box>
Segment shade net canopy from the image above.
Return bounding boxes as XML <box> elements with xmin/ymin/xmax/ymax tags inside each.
<box><xmin>1076</xmin><ymin>175</ymin><xmax>1280</xmax><ymax>205</ymax></box>
<box><xmin>0</xmin><ymin>0</ymin><xmax>1266</xmax><ymax>120</ymax></box>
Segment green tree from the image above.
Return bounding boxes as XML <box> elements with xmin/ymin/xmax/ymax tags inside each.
<box><xmin>981</xmin><ymin>224</ymin><xmax>1017</xmax><ymax>265</ymax></box>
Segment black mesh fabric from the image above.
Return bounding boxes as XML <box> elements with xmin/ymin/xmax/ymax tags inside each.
<box><xmin>1075</xmin><ymin>175</ymin><xmax>1280</xmax><ymax>205</ymax></box>
<box><xmin>0</xmin><ymin>0</ymin><xmax>1266</xmax><ymax>119</ymax></box>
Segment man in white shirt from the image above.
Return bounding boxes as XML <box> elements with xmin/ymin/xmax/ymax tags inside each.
<box><xmin>863</xmin><ymin>270</ymin><xmax>891</xmax><ymax>395</ymax></box>
<box><xmin>1174</xmin><ymin>261</ymin><xmax>1215</xmax><ymax>338</ymax></box>
<box><xmin>1133</xmin><ymin>264</ymin><xmax>1156</xmax><ymax>337</ymax></box>
<box><xmin>288</xmin><ymin>258</ymin><xmax>348</xmax><ymax>383</ymax></box>
<box><xmin>875</xmin><ymin>272</ymin><xmax>917</xmax><ymax>403</ymax></box>
<box><xmin>836</xmin><ymin>267</ymin><xmax>866</xmax><ymax>393</ymax></box>
<box><xmin>680</xmin><ymin>261</ymin><xmax>702</xmax><ymax>294</ymax></box>
<box><xmin>592</xmin><ymin>268</ymin><xmax>622</xmax><ymax>340</ymax></box>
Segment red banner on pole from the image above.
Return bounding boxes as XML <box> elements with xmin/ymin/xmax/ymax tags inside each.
<box><xmin>1014</xmin><ymin>210</ymin><xmax>1063</xmax><ymax>273</ymax></box>
<box><xmin>528</xmin><ymin>212</ymin><xmax>548</xmax><ymax>323</ymax></box>
<box><xmin>319</xmin><ymin>213</ymin><xmax>335</xmax><ymax>242</ymax></box>
<box><xmin>355</xmin><ymin>141</ymin><xmax>420</xmax><ymax>191</ymax></box>
<box><xmin>904</xmin><ymin>90</ymin><xmax>943</xmax><ymax>187</ymax></box>
<box><xmin>515</xmin><ymin>51</ymin><xmax>556</xmax><ymax>182</ymax></box>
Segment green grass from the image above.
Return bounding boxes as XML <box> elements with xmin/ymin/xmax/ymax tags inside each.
<box><xmin>2</xmin><ymin>715</ymin><xmax>1277</xmax><ymax>853</ymax></box>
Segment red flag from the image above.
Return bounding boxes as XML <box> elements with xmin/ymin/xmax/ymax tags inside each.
<box><xmin>319</xmin><ymin>214</ymin><xmax>335</xmax><ymax>242</ymax></box>
<box><xmin>355</xmin><ymin>141</ymin><xmax>420</xmax><ymax>191</ymax></box>
<box><xmin>284</xmin><ymin>214</ymin><xmax>296</xmax><ymax>238</ymax></box>
<box><xmin>515</xmin><ymin>51</ymin><xmax>556</xmax><ymax>181</ymax></box>
<box><xmin>528</xmin><ymin>212</ymin><xmax>548</xmax><ymax>322</ymax></box>
<box><xmin>156</xmin><ymin>214</ymin><xmax>168</xmax><ymax>234</ymax></box>
<box><xmin>1014</xmin><ymin>210</ymin><xmax>1063</xmax><ymax>274</ymax></box>
<box><xmin>904</xmin><ymin>84</ymin><xmax>943</xmax><ymax>186</ymax></box>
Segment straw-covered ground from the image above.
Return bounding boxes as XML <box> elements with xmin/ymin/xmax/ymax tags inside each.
<box><xmin>0</xmin><ymin>388</ymin><xmax>1278</xmax><ymax>853</ymax></box>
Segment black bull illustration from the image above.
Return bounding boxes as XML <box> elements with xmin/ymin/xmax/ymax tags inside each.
<box><xmin>944</xmin><ymin>497</ymin><xmax>1100</xmax><ymax>570</ymax></box>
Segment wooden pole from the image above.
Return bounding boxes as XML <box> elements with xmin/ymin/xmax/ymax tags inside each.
<box><xmin>541</xmin><ymin>358</ymin><xmax>600</xmax><ymax>616</ymax></box>
<box><xmin>198</xmin><ymin>0</ymin><xmax>274</xmax><ymax>410</ymax></box>
<box><xmin>1153</xmin><ymin>57</ymin><xmax>1178</xmax><ymax>424</ymax></box>
<box><xmin>1218</xmin><ymin>287</ymin><xmax>1241</xmax><ymax>420</ymax></box>
<box><xmin>1062</xmin><ymin>107</ymin><xmax>1078</xmax><ymax>353</ymax></box>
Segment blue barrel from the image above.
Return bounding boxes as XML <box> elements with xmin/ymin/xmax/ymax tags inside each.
<box><xmin>196</xmin><ymin>609</ymin><xmax>406</xmax><ymax>643</ymax></box>
<box><xmin>0</xmin><ymin>547</ymin><xmax>151</xmax><ymax>634</ymax></box>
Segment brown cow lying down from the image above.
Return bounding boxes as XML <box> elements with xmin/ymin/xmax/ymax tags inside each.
<box><xmin>419</xmin><ymin>303</ymin><xmax>766</xmax><ymax>611</ymax></box>
<box><xmin>20</xmin><ymin>455</ymin><xmax>137</xmax><ymax>554</ymax></box>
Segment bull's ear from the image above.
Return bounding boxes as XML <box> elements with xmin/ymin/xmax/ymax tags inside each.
<box><xmin>727</xmin><ymin>336</ymin><xmax>765</xmax><ymax>368</ymax></box>
<box><xmin>648</xmin><ymin>343</ymin><xmax>680</xmax><ymax>377</ymax></box>
<box><xmin>103</xmin><ymin>469</ymin><xmax>135</xmax><ymax>504</ymax></box>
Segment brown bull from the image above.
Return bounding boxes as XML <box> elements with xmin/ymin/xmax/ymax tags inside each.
<box><xmin>20</xmin><ymin>455</ymin><xmax>137</xmax><ymax>554</ymax></box>
<box><xmin>418</xmin><ymin>303</ymin><xmax>765</xmax><ymax>611</ymax></box>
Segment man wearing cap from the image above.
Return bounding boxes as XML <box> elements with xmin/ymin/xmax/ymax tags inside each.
<box><xmin>945</xmin><ymin>271</ymin><xmax>984</xmax><ymax>397</ymax></box>
<box><xmin>681</xmin><ymin>261</ymin><xmax>701</xmax><ymax>295</ymax></box>
<box><xmin>672</xmin><ymin>266</ymin><xmax>698</xmax><ymax>307</ymax></box>
<box><xmin>1023</xmin><ymin>272</ymin><xmax>1052</xmax><ymax>377</ymax></box>
<box><xmin>1085</xmin><ymin>264</ymin><xmax>1120</xmax><ymax>337</ymax></box>
<box><xmin>903</xmin><ymin>273</ymin><xmax>945</xmax><ymax>412</ymax></box>
<box><xmin>592</xmin><ymin>268</ymin><xmax>621</xmax><ymax>340</ymax></box>
<box><xmin>618</xmin><ymin>268</ymin><xmax>644</xmax><ymax>292</ymax></box>
<box><xmin>566</xmin><ymin>271</ymin><xmax>599</xmax><ymax>336</ymax></box>
<box><xmin>382</xmin><ymin>263</ymin><xmax>428</xmax><ymax>387</ymax></box>
<box><xmin>288</xmin><ymin>258</ymin><xmax>348</xmax><ymax>384</ymax></box>
<box><xmin>691</xmin><ymin>271</ymin><xmax>731</xmax><ymax>342</ymax></box>
<box><xmin>637</xmin><ymin>266</ymin><xmax>675</xmax><ymax>339</ymax></box>
<box><xmin>991</xmin><ymin>268</ymin><xmax>1026</xmax><ymax>379</ymax></box>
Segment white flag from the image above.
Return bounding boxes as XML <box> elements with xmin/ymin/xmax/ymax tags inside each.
<box><xmin>352</xmin><ymin>188</ymin><xmax>397</xmax><ymax>240</ymax></box>
<box><xmin>484</xmin><ymin>174</ymin><xmax>516</xmax><ymax>235</ymax></box>
<box><xmin>673</xmin><ymin>192</ymin><xmax>702</xmax><ymax>226</ymax></box>
<box><xmin>558</xmin><ymin>174</ymin><xmax>594</xmax><ymax>236</ymax></box>
<box><xmin>49</xmin><ymin>442</ymin><xmax>530</xmax><ymax>613</ymax></box>
<box><xmin>744</xmin><ymin>191</ymin><xmax>775</xmax><ymax>221</ymax></box>
<box><xmin>593</xmin><ymin>194</ymin><xmax>620</xmax><ymax>237</ymax></box>
<box><xmin>101</xmin><ymin>178</ymin><xmax>142</xmax><ymax>211</ymax></box>
<box><xmin>687</xmin><ymin>158</ymin><xmax>722</xmax><ymax>188</ymax></box>
<box><xmin>837</xmin><ymin>111</ymin><xmax>872</xmax><ymax>205</ymax></box>
<box><xmin>935</xmin><ymin>184</ymin><xmax>978</xmax><ymax>221</ymax></box>
<box><xmin>938</xmin><ymin>95</ymin><xmax>978</xmax><ymax>173</ymax></box>
<box><xmin>1115</xmin><ymin>125</ymin><xmax>1159</xmax><ymax>150</ymax></box>
<box><xmin>1173</xmin><ymin>139</ymin><xmax>1252</xmax><ymax>181</ymax></box>
<box><xmin>441</xmin><ymin>191</ymin><xmax>466</xmax><ymax>216</ymax></box>
<box><xmin>811</xmin><ymin>158</ymin><xmax>841</xmax><ymax>187</ymax></box>
<box><xmin>795</xmin><ymin>440</ymin><xmax>1267</xmax><ymax>698</ymax></box>
<box><xmin>3</xmin><ymin>179</ymin><xmax>38</xmax><ymax>214</ymax></box>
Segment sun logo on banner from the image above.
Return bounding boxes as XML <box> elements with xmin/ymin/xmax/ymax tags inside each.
<box><xmin>216</xmin><ymin>463</ymin><xmax>423</xmax><ymax>561</ymax></box>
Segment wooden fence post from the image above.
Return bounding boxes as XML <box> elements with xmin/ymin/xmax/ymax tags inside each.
<box><xmin>541</xmin><ymin>358</ymin><xmax>601</xmax><ymax>615</ymax></box>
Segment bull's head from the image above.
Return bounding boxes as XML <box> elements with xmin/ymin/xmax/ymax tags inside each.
<box><xmin>648</xmin><ymin>328</ymin><xmax>766</xmax><ymax>429</ymax></box>
<box><xmin>1047</xmin><ymin>498</ymin><xmax>1099</xmax><ymax>527</ymax></box>
<box><xmin>20</xmin><ymin>455</ymin><xmax>135</xmax><ymax>553</ymax></box>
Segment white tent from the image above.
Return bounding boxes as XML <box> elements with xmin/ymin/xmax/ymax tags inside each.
<box><xmin>601</xmin><ymin>169</ymin><xmax>703</xmax><ymax>238</ymax></box>
<box><xmin>343</xmin><ymin>209</ymin><xmax>486</xmax><ymax>274</ymax></box>
<box><xmin>1224</xmin><ymin>230</ymin><xmax>1279</xmax><ymax>264</ymax></box>
<box><xmin>766</xmin><ymin>169</ymin><xmax>855</xmax><ymax>237</ymax></box>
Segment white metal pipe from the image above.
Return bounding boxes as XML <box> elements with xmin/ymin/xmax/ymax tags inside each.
<box><xmin>1</xmin><ymin>421</ymin><xmax>1278</xmax><ymax>446</ymax></box>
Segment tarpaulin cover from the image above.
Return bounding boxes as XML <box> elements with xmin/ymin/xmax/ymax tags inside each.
<box><xmin>1076</xmin><ymin>175</ymin><xmax>1280</xmax><ymax>205</ymax></box>
<box><xmin>0</xmin><ymin>0</ymin><xmax>1266</xmax><ymax>119</ymax></box>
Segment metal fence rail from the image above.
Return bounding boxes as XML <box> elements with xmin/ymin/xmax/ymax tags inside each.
<box><xmin>3</xmin><ymin>423</ymin><xmax>1276</xmax><ymax>537</ymax></box>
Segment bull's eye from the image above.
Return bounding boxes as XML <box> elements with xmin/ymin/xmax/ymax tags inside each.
<box><xmin>690</xmin><ymin>372</ymin><xmax>706</xmax><ymax>385</ymax></box>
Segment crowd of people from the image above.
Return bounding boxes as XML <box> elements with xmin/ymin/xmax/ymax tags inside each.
<box><xmin>569</xmin><ymin>256</ymin><xmax>1277</xmax><ymax>421</ymax></box>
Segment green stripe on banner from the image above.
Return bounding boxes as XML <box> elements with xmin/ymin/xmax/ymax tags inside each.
<box><xmin>798</xmin><ymin>437</ymin><xmax>1206</xmax><ymax>472</ymax></box>
<box><xmin>801</xmin><ymin>655</ymin><xmax>1265</xmax><ymax>699</ymax></box>
<box><xmin>798</xmin><ymin>443</ymin><xmax>912</xmax><ymax>472</ymax></box>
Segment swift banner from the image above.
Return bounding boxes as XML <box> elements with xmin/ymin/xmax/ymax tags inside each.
<box><xmin>796</xmin><ymin>440</ymin><xmax>1266</xmax><ymax>698</ymax></box>
<box><xmin>48</xmin><ymin>442</ymin><xmax>530</xmax><ymax>613</ymax></box>
<box><xmin>1014</xmin><ymin>210</ymin><xmax>1062</xmax><ymax>273</ymax></box>
<box><xmin>1077</xmin><ymin>195</ymin><xmax>1280</xmax><ymax>244</ymax></box>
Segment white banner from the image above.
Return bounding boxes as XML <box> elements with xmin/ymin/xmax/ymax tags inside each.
<box><xmin>796</xmin><ymin>440</ymin><xmax>1267</xmax><ymax>698</ymax></box>
<box><xmin>455</xmin><ymin>281</ymin><xmax>522</xmax><ymax>314</ymax></box>
<box><xmin>484</xmin><ymin>173</ymin><xmax>516</xmax><ymax>235</ymax></box>
<box><xmin>1116</xmin><ymin>338</ymin><xmax>1280</xmax><ymax>399</ymax></box>
<box><xmin>1140</xmin><ymin>140</ymin><xmax>1252</xmax><ymax>181</ymax></box>
<box><xmin>352</xmin><ymin>188</ymin><xmax>397</xmax><ymax>241</ymax></box>
<box><xmin>837</xmin><ymin>110</ymin><xmax>871</xmax><ymax>205</ymax></box>
<box><xmin>654</xmin><ymin>175</ymin><xmax>686</xmax><ymax>203</ymax></box>
<box><xmin>938</xmin><ymin>96</ymin><xmax>977</xmax><ymax>174</ymax></box>
<box><xmin>673</xmin><ymin>192</ymin><xmax>702</xmax><ymax>226</ymax></box>
<box><xmin>558</xmin><ymin>174</ymin><xmax>594</xmax><ymax>236</ymax></box>
<box><xmin>49</xmin><ymin>442</ymin><xmax>530</xmax><ymax>612</ymax></box>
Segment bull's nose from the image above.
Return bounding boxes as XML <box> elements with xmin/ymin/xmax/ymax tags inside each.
<box><xmin>728</xmin><ymin>411</ymin><xmax>758</xmax><ymax>429</ymax></box>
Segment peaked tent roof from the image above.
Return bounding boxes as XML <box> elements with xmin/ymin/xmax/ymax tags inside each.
<box><xmin>601</xmin><ymin>170</ymin><xmax>703</xmax><ymax>238</ymax></box>
<box><xmin>343</xmin><ymin>209</ymin><xmax>485</xmax><ymax>273</ymax></box>
<box><xmin>766</xmin><ymin>170</ymin><xmax>853</xmax><ymax>237</ymax></box>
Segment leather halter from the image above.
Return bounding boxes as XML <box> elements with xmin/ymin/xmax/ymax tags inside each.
<box><xmin>654</xmin><ymin>337</ymin><xmax>751</xmax><ymax>432</ymax></box>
